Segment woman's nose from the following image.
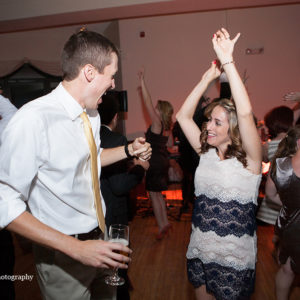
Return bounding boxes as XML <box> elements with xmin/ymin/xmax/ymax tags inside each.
<box><xmin>207</xmin><ymin>122</ymin><xmax>213</xmax><ymax>130</ymax></box>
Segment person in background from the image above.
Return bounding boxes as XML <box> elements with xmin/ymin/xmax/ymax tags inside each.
<box><xmin>0</xmin><ymin>30</ymin><xmax>151</xmax><ymax>300</ymax></box>
<box><xmin>0</xmin><ymin>84</ymin><xmax>17</xmax><ymax>300</ymax></box>
<box><xmin>172</xmin><ymin>99</ymin><xmax>204</xmax><ymax>214</ymax></box>
<box><xmin>99</xmin><ymin>94</ymin><xmax>149</xmax><ymax>229</ymax></box>
<box><xmin>266</xmin><ymin>125</ymin><xmax>300</xmax><ymax>300</ymax></box>
<box><xmin>0</xmin><ymin>84</ymin><xmax>17</xmax><ymax>144</ymax></box>
<box><xmin>99</xmin><ymin>94</ymin><xmax>149</xmax><ymax>300</ymax></box>
<box><xmin>177</xmin><ymin>28</ymin><xmax>262</xmax><ymax>299</ymax></box>
<box><xmin>257</xmin><ymin>106</ymin><xmax>293</xmax><ymax>226</ymax></box>
<box><xmin>284</xmin><ymin>91</ymin><xmax>300</xmax><ymax>125</ymax></box>
<box><xmin>138</xmin><ymin>68</ymin><xmax>174</xmax><ymax>240</ymax></box>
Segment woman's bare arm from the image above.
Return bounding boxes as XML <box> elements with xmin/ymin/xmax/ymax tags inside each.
<box><xmin>176</xmin><ymin>62</ymin><xmax>220</xmax><ymax>154</ymax></box>
<box><xmin>212</xmin><ymin>28</ymin><xmax>262</xmax><ymax>174</ymax></box>
<box><xmin>138</xmin><ymin>69</ymin><xmax>162</xmax><ymax>134</ymax></box>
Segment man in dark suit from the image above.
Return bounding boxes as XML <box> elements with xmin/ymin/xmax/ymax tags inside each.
<box><xmin>99</xmin><ymin>95</ymin><xmax>149</xmax><ymax>228</ymax></box>
<box><xmin>99</xmin><ymin>95</ymin><xmax>149</xmax><ymax>300</ymax></box>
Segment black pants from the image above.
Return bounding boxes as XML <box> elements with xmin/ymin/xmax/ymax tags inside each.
<box><xmin>0</xmin><ymin>229</ymin><xmax>15</xmax><ymax>300</ymax></box>
<box><xmin>117</xmin><ymin>269</ymin><xmax>130</xmax><ymax>300</ymax></box>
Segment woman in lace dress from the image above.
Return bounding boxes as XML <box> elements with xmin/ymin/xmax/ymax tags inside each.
<box><xmin>176</xmin><ymin>28</ymin><xmax>262</xmax><ymax>300</ymax></box>
<box><xmin>266</xmin><ymin>125</ymin><xmax>300</xmax><ymax>300</ymax></box>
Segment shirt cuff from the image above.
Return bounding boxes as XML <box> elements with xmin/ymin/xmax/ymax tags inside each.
<box><xmin>0</xmin><ymin>199</ymin><xmax>27</xmax><ymax>228</ymax></box>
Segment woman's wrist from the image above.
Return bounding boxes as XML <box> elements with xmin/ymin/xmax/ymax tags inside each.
<box><xmin>220</xmin><ymin>56</ymin><xmax>234</xmax><ymax>65</ymax></box>
<box><xmin>200</xmin><ymin>76</ymin><xmax>213</xmax><ymax>86</ymax></box>
<box><xmin>221</xmin><ymin>60</ymin><xmax>235</xmax><ymax>68</ymax></box>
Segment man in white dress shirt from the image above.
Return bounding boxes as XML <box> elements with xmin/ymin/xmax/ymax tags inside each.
<box><xmin>0</xmin><ymin>31</ymin><xmax>151</xmax><ymax>300</ymax></box>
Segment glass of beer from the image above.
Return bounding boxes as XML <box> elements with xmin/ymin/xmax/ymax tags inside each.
<box><xmin>105</xmin><ymin>224</ymin><xmax>129</xmax><ymax>286</ymax></box>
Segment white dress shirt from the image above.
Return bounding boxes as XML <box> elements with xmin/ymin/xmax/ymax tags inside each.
<box><xmin>0</xmin><ymin>94</ymin><xmax>17</xmax><ymax>140</ymax></box>
<box><xmin>0</xmin><ymin>83</ymin><xmax>106</xmax><ymax>235</ymax></box>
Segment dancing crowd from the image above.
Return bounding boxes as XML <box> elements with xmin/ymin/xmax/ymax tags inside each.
<box><xmin>0</xmin><ymin>27</ymin><xmax>299</xmax><ymax>300</ymax></box>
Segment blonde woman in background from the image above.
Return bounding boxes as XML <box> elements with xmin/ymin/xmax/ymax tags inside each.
<box><xmin>138</xmin><ymin>69</ymin><xmax>174</xmax><ymax>240</ymax></box>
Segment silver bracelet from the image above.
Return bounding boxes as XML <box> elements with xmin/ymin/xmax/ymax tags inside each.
<box><xmin>222</xmin><ymin>61</ymin><xmax>235</xmax><ymax>68</ymax></box>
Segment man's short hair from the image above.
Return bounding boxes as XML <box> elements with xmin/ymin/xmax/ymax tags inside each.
<box><xmin>61</xmin><ymin>30</ymin><xmax>119</xmax><ymax>81</ymax></box>
<box><xmin>98</xmin><ymin>94</ymin><xmax>119</xmax><ymax>126</ymax></box>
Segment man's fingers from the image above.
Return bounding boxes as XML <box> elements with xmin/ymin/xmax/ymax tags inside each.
<box><xmin>133</xmin><ymin>143</ymin><xmax>151</xmax><ymax>155</ymax></box>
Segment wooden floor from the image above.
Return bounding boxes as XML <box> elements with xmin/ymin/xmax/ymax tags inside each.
<box><xmin>13</xmin><ymin>205</ymin><xmax>300</xmax><ymax>300</ymax></box>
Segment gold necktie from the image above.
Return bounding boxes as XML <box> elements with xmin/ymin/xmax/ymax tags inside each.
<box><xmin>80</xmin><ymin>112</ymin><xmax>105</xmax><ymax>233</ymax></box>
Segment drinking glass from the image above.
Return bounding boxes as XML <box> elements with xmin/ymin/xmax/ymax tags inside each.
<box><xmin>105</xmin><ymin>224</ymin><xmax>129</xmax><ymax>286</ymax></box>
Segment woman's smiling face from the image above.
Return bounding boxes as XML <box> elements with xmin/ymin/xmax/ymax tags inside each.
<box><xmin>206</xmin><ymin>105</ymin><xmax>231</xmax><ymax>149</ymax></box>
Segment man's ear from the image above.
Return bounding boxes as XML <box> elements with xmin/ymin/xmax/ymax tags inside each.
<box><xmin>110</xmin><ymin>113</ymin><xmax>118</xmax><ymax>130</ymax></box>
<box><xmin>113</xmin><ymin>113</ymin><xmax>118</xmax><ymax>122</ymax></box>
<box><xmin>82</xmin><ymin>64</ymin><xmax>95</xmax><ymax>82</ymax></box>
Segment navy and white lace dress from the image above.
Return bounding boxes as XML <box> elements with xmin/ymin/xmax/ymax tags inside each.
<box><xmin>186</xmin><ymin>148</ymin><xmax>261</xmax><ymax>300</ymax></box>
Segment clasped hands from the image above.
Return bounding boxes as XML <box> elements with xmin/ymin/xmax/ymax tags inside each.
<box><xmin>129</xmin><ymin>137</ymin><xmax>152</xmax><ymax>161</ymax></box>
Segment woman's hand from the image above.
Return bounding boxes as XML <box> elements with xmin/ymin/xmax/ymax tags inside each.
<box><xmin>212</xmin><ymin>28</ymin><xmax>240</xmax><ymax>65</ymax></box>
<box><xmin>138</xmin><ymin>67</ymin><xmax>145</xmax><ymax>81</ymax></box>
<box><xmin>201</xmin><ymin>61</ymin><xmax>221</xmax><ymax>83</ymax></box>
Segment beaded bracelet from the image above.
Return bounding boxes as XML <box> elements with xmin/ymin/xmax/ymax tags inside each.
<box><xmin>222</xmin><ymin>61</ymin><xmax>235</xmax><ymax>68</ymax></box>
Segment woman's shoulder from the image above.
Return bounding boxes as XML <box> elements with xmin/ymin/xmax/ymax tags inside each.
<box><xmin>276</xmin><ymin>156</ymin><xmax>292</xmax><ymax>170</ymax></box>
<box><xmin>274</xmin><ymin>157</ymin><xmax>293</xmax><ymax>181</ymax></box>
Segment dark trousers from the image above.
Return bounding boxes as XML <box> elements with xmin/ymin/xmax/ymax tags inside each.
<box><xmin>117</xmin><ymin>269</ymin><xmax>130</xmax><ymax>300</ymax></box>
<box><xmin>0</xmin><ymin>229</ymin><xmax>15</xmax><ymax>300</ymax></box>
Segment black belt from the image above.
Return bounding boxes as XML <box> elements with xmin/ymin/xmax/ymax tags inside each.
<box><xmin>72</xmin><ymin>227</ymin><xmax>102</xmax><ymax>241</ymax></box>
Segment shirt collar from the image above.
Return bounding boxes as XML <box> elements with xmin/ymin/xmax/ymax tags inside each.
<box><xmin>55</xmin><ymin>82</ymin><xmax>84</xmax><ymax>121</ymax></box>
<box><xmin>101</xmin><ymin>124</ymin><xmax>112</xmax><ymax>131</ymax></box>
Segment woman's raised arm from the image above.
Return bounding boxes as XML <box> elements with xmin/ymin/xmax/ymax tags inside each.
<box><xmin>176</xmin><ymin>62</ymin><xmax>220</xmax><ymax>154</ymax></box>
<box><xmin>138</xmin><ymin>68</ymin><xmax>162</xmax><ymax>134</ymax></box>
<box><xmin>212</xmin><ymin>28</ymin><xmax>262</xmax><ymax>174</ymax></box>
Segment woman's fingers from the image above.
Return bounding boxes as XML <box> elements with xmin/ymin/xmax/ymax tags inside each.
<box><xmin>232</xmin><ymin>32</ymin><xmax>241</xmax><ymax>44</ymax></box>
<box><xmin>214</xmin><ymin>28</ymin><xmax>240</xmax><ymax>44</ymax></box>
<box><xmin>221</xmin><ymin>28</ymin><xmax>230</xmax><ymax>39</ymax></box>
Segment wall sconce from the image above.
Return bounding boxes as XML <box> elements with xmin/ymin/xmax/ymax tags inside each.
<box><xmin>245</xmin><ymin>47</ymin><xmax>264</xmax><ymax>55</ymax></box>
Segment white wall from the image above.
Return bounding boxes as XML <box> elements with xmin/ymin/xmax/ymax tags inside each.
<box><xmin>119</xmin><ymin>4</ymin><xmax>300</xmax><ymax>139</ymax></box>
<box><xmin>0</xmin><ymin>22</ymin><xmax>118</xmax><ymax>67</ymax></box>
<box><xmin>0</xmin><ymin>21</ymin><xmax>123</xmax><ymax>86</ymax></box>
<box><xmin>0</xmin><ymin>4</ymin><xmax>299</xmax><ymax>139</ymax></box>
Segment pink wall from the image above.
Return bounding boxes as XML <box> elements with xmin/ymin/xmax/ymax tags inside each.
<box><xmin>0</xmin><ymin>4</ymin><xmax>299</xmax><ymax>139</ymax></box>
<box><xmin>119</xmin><ymin>4</ymin><xmax>300</xmax><ymax>139</ymax></box>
